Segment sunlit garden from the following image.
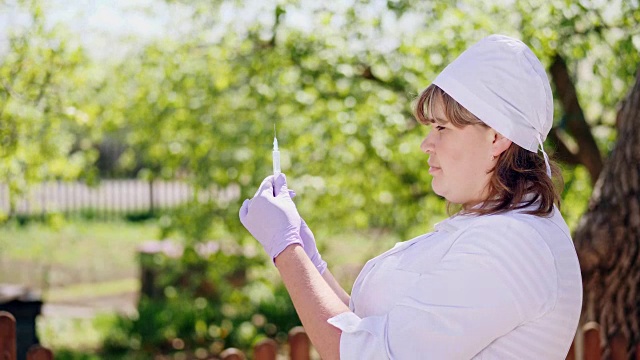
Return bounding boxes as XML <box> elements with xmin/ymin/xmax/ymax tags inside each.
<box><xmin>1</xmin><ymin>0</ymin><xmax>639</xmax><ymax>359</ymax></box>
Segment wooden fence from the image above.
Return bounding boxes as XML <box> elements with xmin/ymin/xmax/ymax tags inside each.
<box><xmin>0</xmin><ymin>312</ymin><xmax>53</xmax><ymax>360</ymax></box>
<box><xmin>0</xmin><ymin>180</ymin><xmax>239</xmax><ymax>220</ymax></box>
<box><xmin>3</xmin><ymin>310</ymin><xmax>640</xmax><ymax>359</ymax></box>
<box><xmin>0</xmin><ymin>310</ymin><xmax>312</xmax><ymax>360</ymax></box>
<box><xmin>566</xmin><ymin>321</ymin><xmax>640</xmax><ymax>360</ymax></box>
<box><xmin>218</xmin><ymin>327</ymin><xmax>313</xmax><ymax>360</ymax></box>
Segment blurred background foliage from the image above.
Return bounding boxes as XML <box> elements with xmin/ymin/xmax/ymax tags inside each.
<box><xmin>2</xmin><ymin>0</ymin><xmax>639</xmax><ymax>237</ymax></box>
<box><xmin>1</xmin><ymin>0</ymin><xmax>639</xmax><ymax>357</ymax></box>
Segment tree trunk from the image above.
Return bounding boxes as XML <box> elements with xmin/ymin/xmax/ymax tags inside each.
<box><xmin>574</xmin><ymin>65</ymin><xmax>640</xmax><ymax>359</ymax></box>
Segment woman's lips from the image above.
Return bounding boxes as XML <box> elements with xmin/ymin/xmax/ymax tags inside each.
<box><xmin>429</xmin><ymin>166</ymin><xmax>441</xmax><ymax>174</ymax></box>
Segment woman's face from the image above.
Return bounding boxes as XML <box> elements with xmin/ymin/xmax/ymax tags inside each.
<box><xmin>419</xmin><ymin>101</ymin><xmax>500</xmax><ymax>207</ymax></box>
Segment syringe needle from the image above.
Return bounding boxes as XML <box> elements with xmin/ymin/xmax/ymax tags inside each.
<box><xmin>273</xmin><ymin>122</ymin><xmax>281</xmax><ymax>175</ymax></box>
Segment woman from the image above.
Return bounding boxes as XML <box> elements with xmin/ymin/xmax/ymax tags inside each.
<box><xmin>239</xmin><ymin>34</ymin><xmax>582</xmax><ymax>359</ymax></box>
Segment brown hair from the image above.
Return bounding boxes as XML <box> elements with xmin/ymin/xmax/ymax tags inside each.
<box><xmin>414</xmin><ymin>84</ymin><xmax>563</xmax><ymax>217</ymax></box>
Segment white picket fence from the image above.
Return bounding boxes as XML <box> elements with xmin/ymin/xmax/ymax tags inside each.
<box><xmin>0</xmin><ymin>180</ymin><xmax>240</xmax><ymax>216</ymax></box>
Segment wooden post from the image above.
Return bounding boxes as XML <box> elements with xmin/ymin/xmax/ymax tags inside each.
<box><xmin>566</xmin><ymin>340</ymin><xmax>575</xmax><ymax>360</ymax></box>
<box><xmin>288</xmin><ymin>326</ymin><xmax>310</xmax><ymax>360</ymax></box>
<box><xmin>583</xmin><ymin>322</ymin><xmax>601</xmax><ymax>360</ymax></box>
<box><xmin>220</xmin><ymin>348</ymin><xmax>245</xmax><ymax>360</ymax></box>
<box><xmin>253</xmin><ymin>338</ymin><xmax>277</xmax><ymax>360</ymax></box>
<box><xmin>26</xmin><ymin>346</ymin><xmax>53</xmax><ymax>360</ymax></box>
<box><xmin>149</xmin><ymin>180</ymin><xmax>154</xmax><ymax>213</ymax></box>
<box><xmin>0</xmin><ymin>311</ymin><xmax>16</xmax><ymax>360</ymax></box>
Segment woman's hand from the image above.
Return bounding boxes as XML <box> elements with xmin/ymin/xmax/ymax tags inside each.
<box><xmin>239</xmin><ymin>174</ymin><xmax>303</xmax><ymax>260</ymax></box>
<box><xmin>273</xmin><ymin>175</ymin><xmax>328</xmax><ymax>274</ymax></box>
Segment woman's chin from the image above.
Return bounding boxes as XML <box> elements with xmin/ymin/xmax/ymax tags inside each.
<box><xmin>431</xmin><ymin>178</ymin><xmax>444</xmax><ymax>194</ymax></box>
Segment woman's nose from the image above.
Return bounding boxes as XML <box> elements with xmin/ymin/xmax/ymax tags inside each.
<box><xmin>420</xmin><ymin>132</ymin><xmax>434</xmax><ymax>154</ymax></box>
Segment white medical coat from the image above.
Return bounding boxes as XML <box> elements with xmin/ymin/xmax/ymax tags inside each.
<box><xmin>328</xmin><ymin>205</ymin><xmax>582</xmax><ymax>359</ymax></box>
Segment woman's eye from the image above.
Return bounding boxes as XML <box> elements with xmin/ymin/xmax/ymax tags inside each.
<box><xmin>435</xmin><ymin>125</ymin><xmax>446</xmax><ymax>131</ymax></box>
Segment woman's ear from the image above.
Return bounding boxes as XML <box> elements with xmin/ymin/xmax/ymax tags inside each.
<box><xmin>492</xmin><ymin>132</ymin><xmax>512</xmax><ymax>157</ymax></box>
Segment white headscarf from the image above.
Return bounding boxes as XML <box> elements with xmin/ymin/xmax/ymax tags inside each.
<box><xmin>433</xmin><ymin>34</ymin><xmax>553</xmax><ymax>176</ymax></box>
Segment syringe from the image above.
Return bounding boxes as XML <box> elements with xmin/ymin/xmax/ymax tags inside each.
<box><xmin>273</xmin><ymin>124</ymin><xmax>281</xmax><ymax>175</ymax></box>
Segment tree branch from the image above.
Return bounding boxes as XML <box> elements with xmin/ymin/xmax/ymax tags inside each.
<box><xmin>359</xmin><ymin>64</ymin><xmax>408</xmax><ymax>94</ymax></box>
<box><xmin>546</xmin><ymin>127</ymin><xmax>581</xmax><ymax>166</ymax></box>
<box><xmin>549</xmin><ymin>54</ymin><xmax>604</xmax><ymax>184</ymax></box>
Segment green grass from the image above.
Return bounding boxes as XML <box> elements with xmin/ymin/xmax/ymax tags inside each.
<box><xmin>0</xmin><ymin>219</ymin><xmax>161</xmax><ymax>287</ymax></box>
<box><xmin>46</xmin><ymin>278</ymin><xmax>139</xmax><ymax>303</ymax></box>
<box><xmin>0</xmin><ymin>216</ymin><xmax>419</xmax><ymax>299</ymax></box>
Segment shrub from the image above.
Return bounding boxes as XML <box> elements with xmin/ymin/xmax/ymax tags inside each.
<box><xmin>102</xmin><ymin>243</ymin><xmax>300</xmax><ymax>358</ymax></box>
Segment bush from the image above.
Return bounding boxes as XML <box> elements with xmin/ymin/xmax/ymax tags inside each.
<box><xmin>102</xmin><ymin>243</ymin><xmax>300</xmax><ymax>358</ymax></box>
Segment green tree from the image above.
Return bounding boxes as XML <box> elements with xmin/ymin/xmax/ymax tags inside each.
<box><xmin>0</xmin><ymin>1</ymin><xmax>100</xmax><ymax>218</ymax></box>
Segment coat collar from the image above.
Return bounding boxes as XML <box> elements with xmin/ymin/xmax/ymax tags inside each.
<box><xmin>433</xmin><ymin>213</ymin><xmax>482</xmax><ymax>233</ymax></box>
<box><xmin>433</xmin><ymin>196</ymin><xmax>544</xmax><ymax>233</ymax></box>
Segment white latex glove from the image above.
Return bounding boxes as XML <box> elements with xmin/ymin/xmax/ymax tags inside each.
<box><xmin>272</xmin><ymin>175</ymin><xmax>327</xmax><ymax>274</ymax></box>
<box><xmin>239</xmin><ymin>174</ymin><xmax>303</xmax><ymax>261</ymax></box>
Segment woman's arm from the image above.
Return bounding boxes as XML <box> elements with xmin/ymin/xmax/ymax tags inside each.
<box><xmin>322</xmin><ymin>269</ymin><xmax>351</xmax><ymax>306</ymax></box>
<box><xmin>276</xmin><ymin>244</ymin><xmax>351</xmax><ymax>360</ymax></box>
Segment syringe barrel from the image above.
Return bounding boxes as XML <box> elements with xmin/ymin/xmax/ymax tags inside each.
<box><xmin>273</xmin><ymin>150</ymin><xmax>281</xmax><ymax>175</ymax></box>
